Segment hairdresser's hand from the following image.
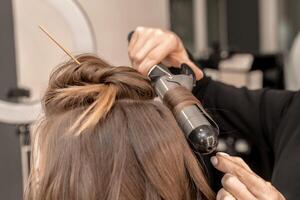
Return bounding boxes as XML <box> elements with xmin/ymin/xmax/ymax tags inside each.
<box><xmin>211</xmin><ymin>152</ymin><xmax>285</xmax><ymax>200</ymax></box>
<box><xmin>128</xmin><ymin>27</ymin><xmax>203</xmax><ymax>80</ymax></box>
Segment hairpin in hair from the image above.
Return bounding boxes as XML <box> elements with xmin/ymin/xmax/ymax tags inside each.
<box><xmin>38</xmin><ymin>25</ymin><xmax>81</xmax><ymax>65</ymax></box>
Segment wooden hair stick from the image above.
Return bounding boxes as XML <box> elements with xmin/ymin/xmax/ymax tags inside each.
<box><xmin>38</xmin><ymin>25</ymin><xmax>81</xmax><ymax>65</ymax></box>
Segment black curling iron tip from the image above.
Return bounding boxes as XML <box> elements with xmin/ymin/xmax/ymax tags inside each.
<box><xmin>188</xmin><ymin>125</ymin><xmax>218</xmax><ymax>154</ymax></box>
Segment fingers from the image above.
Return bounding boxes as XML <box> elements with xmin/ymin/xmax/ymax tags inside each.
<box><xmin>128</xmin><ymin>27</ymin><xmax>164</xmax><ymax>66</ymax></box>
<box><xmin>128</xmin><ymin>26</ymin><xmax>204</xmax><ymax>80</ymax></box>
<box><xmin>217</xmin><ymin>152</ymin><xmax>253</xmax><ymax>172</ymax></box>
<box><xmin>216</xmin><ymin>188</ymin><xmax>236</xmax><ymax>200</ymax></box>
<box><xmin>132</xmin><ymin>38</ymin><xmax>160</xmax><ymax>67</ymax></box>
<box><xmin>221</xmin><ymin>173</ymin><xmax>256</xmax><ymax>200</ymax></box>
<box><xmin>211</xmin><ymin>153</ymin><xmax>286</xmax><ymax>200</ymax></box>
<box><xmin>137</xmin><ymin>39</ymin><xmax>177</xmax><ymax>75</ymax></box>
<box><xmin>129</xmin><ymin>28</ymin><xmax>160</xmax><ymax>65</ymax></box>
<box><xmin>128</xmin><ymin>27</ymin><xmax>179</xmax><ymax>75</ymax></box>
<box><xmin>211</xmin><ymin>153</ymin><xmax>267</xmax><ymax>196</ymax></box>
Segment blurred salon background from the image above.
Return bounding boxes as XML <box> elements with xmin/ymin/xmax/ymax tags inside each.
<box><xmin>1</xmin><ymin>0</ymin><xmax>300</xmax><ymax>199</ymax></box>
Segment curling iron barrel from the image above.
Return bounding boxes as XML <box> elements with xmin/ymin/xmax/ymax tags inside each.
<box><xmin>148</xmin><ymin>64</ymin><xmax>218</xmax><ymax>154</ymax></box>
<box><xmin>128</xmin><ymin>32</ymin><xmax>219</xmax><ymax>154</ymax></box>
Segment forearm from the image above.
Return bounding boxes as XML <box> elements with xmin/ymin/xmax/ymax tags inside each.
<box><xmin>192</xmin><ymin>75</ymin><xmax>297</xmax><ymax>150</ymax></box>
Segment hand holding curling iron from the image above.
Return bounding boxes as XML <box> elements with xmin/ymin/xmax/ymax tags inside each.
<box><xmin>211</xmin><ymin>153</ymin><xmax>285</xmax><ymax>200</ymax></box>
<box><xmin>128</xmin><ymin>26</ymin><xmax>203</xmax><ymax>80</ymax></box>
<box><xmin>128</xmin><ymin>26</ymin><xmax>286</xmax><ymax>200</ymax></box>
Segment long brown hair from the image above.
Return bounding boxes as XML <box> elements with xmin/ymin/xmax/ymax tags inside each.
<box><xmin>24</xmin><ymin>55</ymin><xmax>215</xmax><ymax>200</ymax></box>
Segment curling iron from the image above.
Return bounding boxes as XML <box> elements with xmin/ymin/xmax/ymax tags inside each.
<box><xmin>128</xmin><ymin>32</ymin><xmax>218</xmax><ymax>154</ymax></box>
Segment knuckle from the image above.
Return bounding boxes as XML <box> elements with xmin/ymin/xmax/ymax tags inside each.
<box><xmin>136</xmin><ymin>26</ymin><xmax>145</xmax><ymax>32</ymax></box>
<box><xmin>234</xmin><ymin>157</ymin><xmax>247</xmax><ymax>167</ymax></box>
<box><xmin>268</xmin><ymin>192</ymin><xmax>279</xmax><ymax>200</ymax></box>
<box><xmin>147</xmin><ymin>53</ymin><xmax>158</xmax><ymax>61</ymax></box>
<box><xmin>154</xmin><ymin>29</ymin><xmax>164</xmax><ymax>36</ymax></box>
<box><xmin>129</xmin><ymin>52</ymin><xmax>142</xmax><ymax>62</ymax></box>
<box><xmin>236</xmin><ymin>157</ymin><xmax>246</xmax><ymax>165</ymax></box>
<box><xmin>128</xmin><ymin>52</ymin><xmax>133</xmax><ymax>59</ymax></box>
<box><xmin>136</xmin><ymin>26</ymin><xmax>149</xmax><ymax>34</ymax></box>
<box><xmin>266</xmin><ymin>181</ymin><xmax>273</xmax><ymax>186</ymax></box>
<box><xmin>167</xmin><ymin>32</ymin><xmax>177</xmax><ymax>42</ymax></box>
<box><xmin>128</xmin><ymin>52</ymin><xmax>135</xmax><ymax>60</ymax></box>
<box><xmin>267</xmin><ymin>183</ymin><xmax>283</xmax><ymax>199</ymax></box>
<box><xmin>128</xmin><ymin>49</ymin><xmax>132</xmax><ymax>56</ymax></box>
<box><xmin>146</xmin><ymin>28</ymin><xmax>154</xmax><ymax>34</ymax></box>
<box><xmin>134</xmin><ymin>53</ymin><xmax>143</xmax><ymax>62</ymax></box>
<box><xmin>261</xmin><ymin>187</ymin><xmax>277</xmax><ymax>199</ymax></box>
<box><xmin>231</xmin><ymin>155</ymin><xmax>243</xmax><ymax>162</ymax></box>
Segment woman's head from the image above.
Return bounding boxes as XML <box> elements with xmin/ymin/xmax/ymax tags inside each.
<box><xmin>25</xmin><ymin>55</ymin><xmax>214</xmax><ymax>200</ymax></box>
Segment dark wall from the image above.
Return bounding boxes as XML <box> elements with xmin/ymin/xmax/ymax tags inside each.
<box><xmin>286</xmin><ymin>0</ymin><xmax>300</xmax><ymax>48</ymax></box>
<box><xmin>0</xmin><ymin>0</ymin><xmax>23</xmax><ymax>199</ymax></box>
<box><xmin>227</xmin><ymin>0</ymin><xmax>260</xmax><ymax>53</ymax></box>
<box><xmin>170</xmin><ymin>0</ymin><xmax>195</xmax><ymax>52</ymax></box>
<box><xmin>206</xmin><ymin>0</ymin><xmax>220</xmax><ymax>47</ymax></box>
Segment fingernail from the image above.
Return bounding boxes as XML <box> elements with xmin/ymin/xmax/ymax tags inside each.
<box><xmin>224</xmin><ymin>196</ymin><xmax>235</xmax><ymax>200</ymax></box>
<box><xmin>210</xmin><ymin>156</ymin><xmax>218</xmax><ymax>166</ymax></box>
<box><xmin>217</xmin><ymin>152</ymin><xmax>230</xmax><ymax>157</ymax></box>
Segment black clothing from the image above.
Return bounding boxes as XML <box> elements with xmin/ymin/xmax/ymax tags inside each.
<box><xmin>192</xmin><ymin>76</ymin><xmax>300</xmax><ymax>199</ymax></box>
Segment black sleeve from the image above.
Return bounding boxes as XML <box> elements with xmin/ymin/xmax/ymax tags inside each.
<box><xmin>193</xmin><ymin>77</ymin><xmax>300</xmax><ymax>199</ymax></box>
<box><xmin>172</xmin><ymin>51</ymin><xmax>300</xmax><ymax>197</ymax></box>
<box><xmin>192</xmin><ymin>77</ymin><xmax>297</xmax><ymax>152</ymax></box>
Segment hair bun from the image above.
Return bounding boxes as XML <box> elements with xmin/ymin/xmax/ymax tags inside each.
<box><xmin>94</xmin><ymin>66</ymin><xmax>155</xmax><ymax>100</ymax></box>
<box><xmin>43</xmin><ymin>55</ymin><xmax>155</xmax><ymax>135</ymax></box>
<box><xmin>48</xmin><ymin>55</ymin><xmax>154</xmax><ymax>100</ymax></box>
